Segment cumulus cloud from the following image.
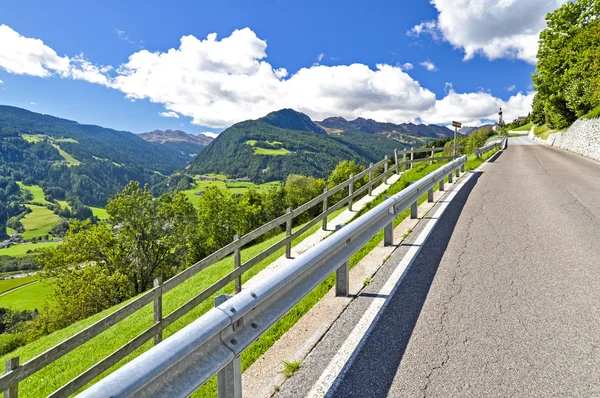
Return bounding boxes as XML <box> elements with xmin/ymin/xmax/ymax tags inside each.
<box><xmin>401</xmin><ymin>62</ymin><xmax>413</xmax><ymax>70</ymax></box>
<box><xmin>420</xmin><ymin>59</ymin><xmax>437</xmax><ymax>71</ymax></box>
<box><xmin>201</xmin><ymin>132</ymin><xmax>219</xmax><ymax>138</ymax></box>
<box><xmin>0</xmin><ymin>24</ymin><xmax>534</xmax><ymax>128</ymax></box>
<box><xmin>507</xmin><ymin>84</ymin><xmax>516</xmax><ymax>92</ymax></box>
<box><xmin>0</xmin><ymin>79</ymin><xmax>3</xmax><ymax>84</ymax></box>
<box><xmin>409</xmin><ymin>0</ymin><xmax>567</xmax><ymax>64</ymax></box>
<box><xmin>30</xmin><ymin>101</ymin><xmax>36</xmax><ymax>105</ymax></box>
<box><xmin>159</xmin><ymin>111</ymin><xmax>179</xmax><ymax>118</ymax></box>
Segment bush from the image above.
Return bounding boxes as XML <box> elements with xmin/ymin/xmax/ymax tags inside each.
<box><xmin>0</xmin><ymin>333</ymin><xmax>24</xmax><ymax>356</ymax></box>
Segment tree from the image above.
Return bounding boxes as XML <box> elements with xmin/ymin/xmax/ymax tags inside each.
<box><xmin>327</xmin><ymin>160</ymin><xmax>365</xmax><ymax>205</ymax></box>
<box><xmin>196</xmin><ymin>186</ymin><xmax>238</xmax><ymax>255</ymax></box>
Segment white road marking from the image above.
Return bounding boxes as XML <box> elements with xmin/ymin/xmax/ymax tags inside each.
<box><xmin>306</xmin><ymin>169</ymin><xmax>478</xmax><ymax>398</ymax></box>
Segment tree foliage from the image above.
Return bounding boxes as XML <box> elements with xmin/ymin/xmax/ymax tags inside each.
<box><xmin>532</xmin><ymin>0</ymin><xmax>600</xmax><ymax>128</ymax></box>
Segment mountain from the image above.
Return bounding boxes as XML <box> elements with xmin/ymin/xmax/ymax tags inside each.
<box><xmin>458</xmin><ymin>124</ymin><xmax>494</xmax><ymax>135</ymax></box>
<box><xmin>187</xmin><ymin>109</ymin><xmax>407</xmax><ymax>182</ymax></box>
<box><xmin>139</xmin><ymin>129</ymin><xmax>213</xmax><ymax>161</ymax></box>
<box><xmin>317</xmin><ymin>116</ymin><xmax>453</xmax><ymax>145</ymax></box>
<box><xmin>0</xmin><ymin>105</ymin><xmax>190</xmax><ymax>206</ymax></box>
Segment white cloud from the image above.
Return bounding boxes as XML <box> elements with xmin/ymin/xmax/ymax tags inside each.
<box><xmin>159</xmin><ymin>111</ymin><xmax>179</xmax><ymax>118</ymax></box>
<box><xmin>30</xmin><ymin>101</ymin><xmax>36</xmax><ymax>105</ymax></box>
<box><xmin>507</xmin><ymin>84</ymin><xmax>516</xmax><ymax>92</ymax></box>
<box><xmin>201</xmin><ymin>132</ymin><xmax>219</xmax><ymax>138</ymax></box>
<box><xmin>401</xmin><ymin>62</ymin><xmax>413</xmax><ymax>70</ymax></box>
<box><xmin>317</xmin><ymin>53</ymin><xmax>324</xmax><ymax>62</ymax></box>
<box><xmin>0</xmin><ymin>79</ymin><xmax>3</xmax><ymax>84</ymax></box>
<box><xmin>420</xmin><ymin>59</ymin><xmax>437</xmax><ymax>71</ymax></box>
<box><xmin>0</xmin><ymin>25</ymin><xmax>534</xmax><ymax>128</ymax></box>
<box><xmin>409</xmin><ymin>0</ymin><xmax>567</xmax><ymax>64</ymax></box>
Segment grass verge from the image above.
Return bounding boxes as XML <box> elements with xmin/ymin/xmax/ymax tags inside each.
<box><xmin>0</xmin><ymin>276</ymin><xmax>38</xmax><ymax>295</ymax></box>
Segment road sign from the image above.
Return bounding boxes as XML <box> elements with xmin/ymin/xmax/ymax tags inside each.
<box><xmin>452</xmin><ymin>121</ymin><xmax>462</xmax><ymax>128</ymax></box>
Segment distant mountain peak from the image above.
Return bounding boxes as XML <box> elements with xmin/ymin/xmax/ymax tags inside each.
<box><xmin>260</xmin><ymin>108</ymin><xmax>326</xmax><ymax>134</ymax></box>
<box><xmin>139</xmin><ymin>129</ymin><xmax>213</xmax><ymax>146</ymax></box>
<box><xmin>317</xmin><ymin>116</ymin><xmax>453</xmax><ymax>139</ymax></box>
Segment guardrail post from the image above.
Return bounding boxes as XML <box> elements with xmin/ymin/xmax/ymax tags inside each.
<box><xmin>394</xmin><ymin>149</ymin><xmax>399</xmax><ymax>174</ymax></box>
<box><xmin>215</xmin><ymin>295</ymin><xmax>241</xmax><ymax>398</ymax></box>
<box><xmin>384</xmin><ymin>156</ymin><xmax>389</xmax><ymax>184</ymax></box>
<box><xmin>461</xmin><ymin>163</ymin><xmax>465</xmax><ymax>173</ymax></box>
<box><xmin>153</xmin><ymin>277</ymin><xmax>163</xmax><ymax>345</ymax></box>
<box><xmin>448</xmin><ymin>171</ymin><xmax>453</xmax><ymax>183</ymax></box>
<box><xmin>428</xmin><ymin>188</ymin><xmax>434</xmax><ymax>203</ymax></box>
<box><xmin>410</xmin><ymin>147</ymin><xmax>414</xmax><ymax>169</ymax></box>
<box><xmin>348</xmin><ymin>174</ymin><xmax>354</xmax><ymax>211</ymax></box>
<box><xmin>455</xmin><ymin>168</ymin><xmax>460</xmax><ymax>178</ymax></box>
<box><xmin>4</xmin><ymin>357</ymin><xmax>18</xmax><ymax>398</ymax></box>
<box><xmin>402</xmin><ymin>150</ymin><xmax>407</xmax><ymax>172</ymax></box>
<box><xmin>383</xmin><ymin>197</ymin><xmax>394</xmax><ymax>247</ymax></box>
<box><xmin>233</xmin><ymin>234</ymin><xmax>241</xmax><ymax>294</ymax></box>
<box><xmin>410</xmin><ymin>201</ymin><xmax>418</xmax><ymax>219</ymax></box>
<box><xmin>334</xmin><ymin>225</ymin><xmax>349</xmax><ymax>297</ymax></box>
<box><xmin>439</xmin><ymin>178</ymin><xmax>445</xmax><ymax>192</ymax></box>
<box><xmin>430</xmin><ymin>149</ymin><xmax>434</xmax><ymax>165</ymax></box>
<box><xmin>368</xmin><ymin>163</ymin><xmax>373</xmax><ymax>196</ymax></box>
<box><xmin>285</xmin><ymin>207</ymin><xmax>292</xmax><ymax>259</ymax></box>
<box><xmin>322</xmin><ymin>187</ymin><xmax>328</xmax><ymax>231</ymax></box>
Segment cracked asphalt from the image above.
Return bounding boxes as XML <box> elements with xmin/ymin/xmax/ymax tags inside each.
<box><xmin>277</xmin><ymin>138</ymin><xmax>600</xmax><ymax>398</ymax></box>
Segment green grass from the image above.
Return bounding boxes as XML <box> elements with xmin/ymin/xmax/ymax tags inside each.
<box><xmin>534</xmin><ymin>124</ymin><xmax>556</xmax><ymax>140</ymax></box>
<box><xmin>20</xmin><ymin>205</ymin><xmax>62</xmax><ymax>240</ymax></box>
<box><xmin>6</xmin><ymin>227</ymin><xmax>16</xmax><ymax>236</ymax></box>
<box><xmin>583</xmin><ymin>105</ymin><xmax>600</xmax><ymax>119</ymax></box>
<box><xmin>0</xmin><ymin>281</ymin><xmax>51</xmax><ymax>311</ymax></box>
<box><xmin>513</xmin><ymin>122</ymin><xmax>533</xmax><ymax>131</ymax></box>
<box><xmin>280</xmin><ymin>360</ymin><xmax>301</xmax><ymax>378</ymax></box>
<box><xmin>246</xmin><ymin>140</ymin><xmax>290</xmax><ymax>156</ymax></box>
<box><xmin>205</xmin><ymin>173</ymin><xmax>228</xmax><ymax>180</ymax></box>
<box><xmin>90</xmin><ymin>207</ymin><xmax>109</xmax><ymax>219</ymax></box>
<box><xmin>181</xmin><ymin>180</ymin><xmax>281</xmax><ymax>207</ymax></box>
<box><xmin>50</xmin><ymin>144</ymin><xmax>81</xmax><ymax>167</ymax></box>
<box><xmin>21</xmin><ymin>134</ymin><xmax>46</xmax><ymax>143</ymax></box>
<box><xmin>0</xmin><ymin>242</ymin><xmax>60</xmax><ymax>258</ymax></box>
<box><xmin>56</xmin><ymin>200</ymin><xmax>71</xmax><ymax>210</ymax></box>
<box><xmin>0</xmin><ymin>276</ymin><xmax>38</xmax><ymax>295</ymax></box>
<box><xmin>54</xmin><ymin>138</ymin><xmax>79</xmax><ymax>143</ymax></box>
<box><xmin>17</xmin><ymin>182</ymin><xmax>51</xmax><ymax>205</ymax></box>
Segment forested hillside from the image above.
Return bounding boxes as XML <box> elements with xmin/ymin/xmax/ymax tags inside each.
<box><xmin>188</xmin><ymin>109</ymin><xmax>408</xmax><ymax>182</ymax></box>
<box><xmin>532</xmin><ymin>0</ymin><xmax>600</xmax><ymax>128</ymax></box>
<box><xmin>138</xmin><ymin>129</ymin><xmax>213</xmax><ymax>161</ymax></box>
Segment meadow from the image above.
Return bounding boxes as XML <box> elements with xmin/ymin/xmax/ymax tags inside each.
<box><xmin>0</xmin><ymin>276</ymin><xmax>38</xmax><ymax>295</ymax></box>
<box><xmin>20</xmin><ymin>205</ymin><xmax>62</xmax><ymax>240</ymax></box>
<box><xmin>0</xmin><ymin>281</ymin><xmax>51</xmax><ymax>311</ymax></box>
<box><xmin>0</xmin><ymin>241</ymin><xmax>60</xmax><ymax>258</ymax></box>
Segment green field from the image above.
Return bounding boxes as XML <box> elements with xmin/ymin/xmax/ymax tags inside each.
<box><xmin>21</xmin><ymin>134</ymin><xmax>45</xmax><ymax>143</ymax></box>
<box><xmin>20</xmin><ymin>205</ymin><xmax>62</xmax><ymax>240</ymax></box>
<box><xmin>246</xmin><ymin>140</ymin><xmax>290</xmax><ymax>156</ymax></box>
<box><xmin>56</xmin><ymin>200</ymin><xmax>71</xmax><ymax>210</ymax></box>
<box><xmin>182</xmin><ymin>179</ymin><xmax>281</xmax><ymax>206</ymax></box>
<box><xmin>51</xmin><ymin>144</ymin><xmax>81</xmax><ymax>166</ymax></box>
<box><xmin>0</xmin><ymin>241</ymin><xmax>60</xmax><ymax>258</ymax></box>
<box><xmin>6</xmin><ymin>227</ymin><xmax>16</xmax><ymax>236</ymax></box>
<box><xmin>513</xmin><ymin>122</ymin><xmax>533</xmax><ymax>131</ymax></box>
<box><xmin>0</xmin><ymin>276</ymin><xmax>38</xmax><ymax>295</ymax></box>
<box><xmin>17</xmin><ymin>183</ymin><xmax>51</xmax><ymax>205</ymax></box>
<box><xmin>90</xmin><ymin>207</ymin><xmax>109</xmax><ymax>219</ymax></box>
<box><xmin>0</xmin><ymin>281</ymin><xmax>51</xmax><ymax>311</ymax></box>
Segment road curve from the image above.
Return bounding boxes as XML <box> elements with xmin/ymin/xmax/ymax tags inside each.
<box><xmin>278</xmin><ymin>138</ymin><xmax>600</xmax><ymax>397</ymax></box>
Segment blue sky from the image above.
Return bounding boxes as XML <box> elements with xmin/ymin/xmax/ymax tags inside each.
<box><xmin>0</xmin><ymin>0</ymin><xmax>563</xmax><ymax>134</ymax></box>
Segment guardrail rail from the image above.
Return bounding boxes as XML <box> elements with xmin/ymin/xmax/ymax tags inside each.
<box><xmin>76</xmin><ymin>155</ymin><xmax>469</xmax><ymax>398</ymax></box>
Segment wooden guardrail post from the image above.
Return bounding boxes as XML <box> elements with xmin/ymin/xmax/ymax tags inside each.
<box><xmin>285</xmin><ymin>208</ymin><xmax>292</xmax><ymax>258</ymax></box>
<box><xmin>384</xmin><ymin>156</ymin><xmax>389</xmax><ymax>184</ymax></box>
<box><xmin>153</xmin><ymin>278</ymin><xmax>163</xmax><ymax>345</ymax></box>
<box><xmin>410</xmin><ymin>147</ymin><xmax>414</xmax><ymax>169</ymax></box>
<box><xmin>334</xmin><ymin>224</ymin><xmax>349</xmax><ymax>297</ymax></box>
<box><xmin>233</xmin><ymin>234</ymin><xmax>241</xmax><ymax>294</ymax></box>
<box><xmin>368</xmin><ymin>163</ymin><xmax>373</xmax><ymax>196</ymax></box>
<box><xmin>348</xmin><ymin>174</ymin><xmax>354</xmax><ymax>211</ymax></box>
<box><xmin>430</xmin><ymin>149</ymin><xmax>434</xmax><ymax>165</ymax></box>
<box><xmin>394</xmin><ymin>149</ymin><xmax>399</xmax><ymax>174</ymax></box>
<box><xmin>322</xmin><ymin>187</ymin><xmax>328</xmax><ymax>231</ymax></box>
<box><xmin>4</xmin><ymin>357</ymin><xmax>18</xmax><ymax>398</ymax></box>
<box><xmin>402</xmin><ymin>150</ymin><xmax>407</xmax><ymax>172</ymax></box>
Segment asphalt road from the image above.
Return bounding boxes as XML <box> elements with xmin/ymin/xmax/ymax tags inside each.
<box><xmin>277</xmin><ymin>138</ymin><xmax>600</xmax><ymax>397</ymax></box>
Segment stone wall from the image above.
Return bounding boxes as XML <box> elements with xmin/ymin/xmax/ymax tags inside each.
<box><xmin>530</xmin><ymin>118</ymin><xmax>600</xmax><ymax>162</ymax></box>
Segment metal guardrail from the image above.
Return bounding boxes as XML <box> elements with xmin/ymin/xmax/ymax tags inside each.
<box><xmin>0</xmin><ymin>145</ymin><xmax>464</xmax><ymax>398</ymax></box>
<box><xmin>475</xmin><ymin>137</ymin><xmax>507</xmax><ymax>157</ymax></box>
<box><xmin>77</xmin><ymin>155</ymin><xmax>468</xmax><ymax>398</ymax></box>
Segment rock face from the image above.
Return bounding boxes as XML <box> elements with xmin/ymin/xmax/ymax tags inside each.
<box><xmin>543</xmin><ymin>118</ymin><xmax>600</xmax><ymax>161</ymax></box>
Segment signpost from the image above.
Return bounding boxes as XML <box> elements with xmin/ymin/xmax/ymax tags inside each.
<box><xmin>452</xmin><ymin>121</ymin><xmax>462</xmax><ymax>157</ymax></box>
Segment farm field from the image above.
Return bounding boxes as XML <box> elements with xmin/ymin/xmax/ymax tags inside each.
<box><xmin>90</xmin><ymin>207</ymin><xmax>109</xmax><ymax>219</ymax></box>
<box><xmin>17</xmin><ymin>183</ymin><xmax>51</xmax><ymax>205</ymax></box>
<box><xmin>182</xmin><ymin>177</ymin><xmax>280</xmax><ymax>206</ymax></box>
<box><xmin>50</xmin><ymin>144</ymin><xmax>81</xmax><ymax>166</ymax></box>
<box><xmin>20</xmin><ymin>205</ymin><xmax>62</xmax><ymax>240</ymax></box>
<box><xmin>0</xmin><ymin>241</ymin><xmax>60</xmax><ymax>258</ymax></box>
<box><xmin>0</xmin><ymin>281</ymin><xmax>51</xmax><ymax>311</ymax></box>
<box><xmin>0</xmin><ymin>276</ymin><xmax>38</xmax><ymax>295</ymax></box>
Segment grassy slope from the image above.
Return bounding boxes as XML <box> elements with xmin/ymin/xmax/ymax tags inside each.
<box><xmin>182</xmin><ymin>180</ymin><xmax>281</xmax><ymax>207</ymax></box>
<box><xmin>17</xmin><ymin>183</ymin><xmax>51</xmax><ymax>205</ymax></box>
<box><xmin>582</xmin><ymin>105</ymin><xmax>600</xmax><ymax>119</ymax></box>
<box><xmin>90</xmin><ymin>207</ymin><xmax>109</xmax><ymax>219</ymax></box>
<box><xmin>0</xmin><ymin>208</ymin><xmax>344</xmax><ymax>397</ymax></box>
<box><xmin>513</xmin><ymin>122</ymin><xmax>533</xmax><ymax>131</ymax></box>
<box><xmin>534</xmin><ymin>124</ymin><xmax>556</xmax><ymax>140</ymax></box>
<box><xmin>0</xmin><ymin>242</ymin><xmax>59</xmax><ymax>258</ymax></box>
<box><xmin>50</xmin><ymin>144</ymin><xmax>81</xmax><ymax>167</ymax></box>
<box><xmin>0</xmin><ymin>282</ymin><xmax>51</xmax><ymax>311</ymax></box>
<box><xmin>6</xmin><ymin>228</ymin><xmax>16</xmax><ymax>236</ymax></box>
<box><xmin>21</xmin><ymin>206</ymin><xmax>61</xmax><ymax>240</ymax></box>
<box><xmin>0</xmin><ymin>276</ymin><xmax>38</xmax><ymax>295</ymax></box>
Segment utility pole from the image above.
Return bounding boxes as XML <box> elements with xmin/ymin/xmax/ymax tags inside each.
<box><xmin>452</xmin><ymin>121</ymin><xmax>462</xmax><ymax>157</ymax></box>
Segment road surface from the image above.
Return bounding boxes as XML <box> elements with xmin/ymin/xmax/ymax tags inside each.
<box><xmin>277</xmin><ymin>137</ymin><xmax>600</xmax><ymax>397</ymax></box>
